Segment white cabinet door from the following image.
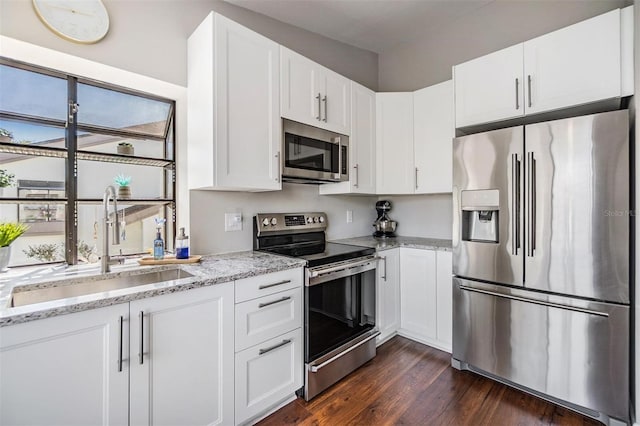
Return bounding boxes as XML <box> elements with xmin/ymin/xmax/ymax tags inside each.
<box><xmin>129</xmin><ymin>283</ymin><xmax>234</xmax><ymax>426</ymax></box>
<box><xmin>376</xmin><ymin>93</ymin><xmax>414</xmax><ymax>194</ymax></box>
<box><xmin>280</xmin><ymin>46</ymin><xmax>320</xmax><ymax>127</ymax></box>
<box><xmin>436</xmin><ymin>251</ymin><xmax>453</xmax><ymax>349</ymax></box>
<box><xmin>0</xmin><ymin>304</ymin><xmax>129</xmax><ymax>426</ymax></box>
<box><xmin>188</xmin><ymin>13</ymin><xmax>281</xmax><ymax>191</ymax></box>
<box><xmin>523</xmin><ymin>9</ymin><xmax>621</xmax><ymax>115</ymax></box>
<box><xmin>399</xmin><ymin>248</ymin><xmax>437</xmax><ymax>342</ymax></box>
<box><xmin>319</xmin><ymin>81</ymin><xmax>376</xmax><ymax>195</ymax></box>
<box><xmin>235</xmin><ymin>328</ymin><xmax>302</xmax><ymax>424</ymax></box>
<box><xmin>414</xmin><ymin>80</ymin><xmax>454</xmax><ymax>194</ymax></box>
<box><xmin>454</xmin><ymin>44</ymin><xmax>524</xmax><ymax>128</ymax></box>
<box><xmin>320</xmin><ymin>68</ymin><xmax>351</xmax><ymax>135</ymax></box>
<box><xmin>376</xmin><ymin>248</ymin><xmax>400</xmax><ymax>345</ymax></box>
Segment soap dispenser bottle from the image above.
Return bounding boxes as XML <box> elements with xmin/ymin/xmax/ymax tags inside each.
<box><xmin>175</xmin><ymin>227</ymin><xmax>189</xmax><ymax>259</ymax></box>
<box><xmin>153</xmin><ymin>227</ymin><xmax>164</xmax><ymax>260</ymax></box>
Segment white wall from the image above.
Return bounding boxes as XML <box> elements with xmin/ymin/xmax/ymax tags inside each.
<box><xmin>377</xmin><ymin>0</ymin><xmax>630</xmax><ymax>92</ymax></box>
<box><xmin>379</xmin><ymin>194</ymin><xmax>452</xmax><ymax>239</ymax></box>
<box><xmin>189</xmin><ymin>184</ymin><xmax>377</xmax><ymax>254</ymax></box>
<box><xmin>0</xmin><ymin>0</ymin><xmax>378</xmax><ymax>90</ymax></box>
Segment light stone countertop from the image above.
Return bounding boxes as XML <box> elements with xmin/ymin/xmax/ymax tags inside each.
<box><xmin>332</xmin><ymin>236</ymin><xmax>452</xmax><ymax>252</ymax></box>
<box><xmin>0</xmin><ymin>251</ymin><xmax>306</xmax><ymax>327</ymax></box>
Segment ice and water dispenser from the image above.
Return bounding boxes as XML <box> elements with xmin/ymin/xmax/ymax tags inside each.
<box><xmin>461</xmin><ymin>189</ymin><xmax>499</xmax><ymax>243</ymax></box>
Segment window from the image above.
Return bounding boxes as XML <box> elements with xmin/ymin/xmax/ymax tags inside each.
<box><xmin>0</xmin><ymin>60</ymin><xmax>176</xmax><ymax>267</ymax></box>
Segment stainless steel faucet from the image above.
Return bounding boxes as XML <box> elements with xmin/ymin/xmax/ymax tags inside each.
<box><xmin>102</xmin><ymin>185</ymin><xmax>121</xmax><ymax>273</ymax></box>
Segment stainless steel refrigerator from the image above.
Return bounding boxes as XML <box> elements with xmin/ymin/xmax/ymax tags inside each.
<box><xmin>452</xmin><ymin>110</ymin><xmax>630</xmax><ymax>426</ymax></box>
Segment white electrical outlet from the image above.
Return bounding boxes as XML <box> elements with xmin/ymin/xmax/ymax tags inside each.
<box><xmin>224</xmin><ymin>212</ymin><xmax>242</xmax><ymax>232</ymax></box>
<box><xmin>346</xmin><ymin>210</ymin><xmax>353</xmax><ymax>223</ymax></box>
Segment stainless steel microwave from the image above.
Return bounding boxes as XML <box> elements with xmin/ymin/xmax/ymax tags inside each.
<box><xmin>282</xmin><ymin>119</ymin><xmax>349</xmax><ymax>183</ymax></box>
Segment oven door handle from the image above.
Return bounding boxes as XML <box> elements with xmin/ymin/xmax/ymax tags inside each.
<box><xmin>310</xmin><ymin>331</ymin><xmax>380</xmax><ymax>373</ymax></box>
<box><xmin>308</xmin><ymin>256</ymin><xmax>381</xmax><ymax>278</ymax></box>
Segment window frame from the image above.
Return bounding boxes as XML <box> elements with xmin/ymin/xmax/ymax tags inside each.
<box><xmin>0</xmin><ymin>57</ymin><xmax>177</xmax><ymax>266</ymax></box>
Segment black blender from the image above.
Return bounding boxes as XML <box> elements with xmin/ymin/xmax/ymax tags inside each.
<box><xmin>373</xmin><ymin>200</ymin><xmax>398</xmax><ymax>238</ymax></box>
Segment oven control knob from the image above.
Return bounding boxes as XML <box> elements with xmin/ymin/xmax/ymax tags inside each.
<box><xmin>313</xmin><ymin>216</ymin><xmax>319</xmax><ymax>223</ymax></box>
<box><xmin>270</xmin><ymin>217</ymin><xmax>278</xmax><ymax>226</ymax></box>
<box><xmin>262</xmin><ymin>218</ymin><xmax>269</xmax><ymax>227</ymax></box>
<box><xmin>307</xmin><ymin>217</ymin><xmax>313</xmax><ymax>224</ymax></box>
<box><xmin>319</xmin><ymin>216</ymin><xmax>325</xmax><ymax>223</ymax></box>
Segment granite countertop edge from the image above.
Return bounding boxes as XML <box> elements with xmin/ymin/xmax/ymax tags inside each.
<box><xmin>0</xmin><ymin>251</ymin><xmax>306</xmax><ymax>327</ymax></box>
<box><xmin>331</xmin><ymin>236</ymin><xmax>452</xmax><ymax>252</ymax></box>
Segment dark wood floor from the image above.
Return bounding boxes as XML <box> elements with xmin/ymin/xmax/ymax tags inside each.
<box><xmin>258</xmin><ymin>336</ymin><xmax>600</xmax><ymax>426</ymax></box>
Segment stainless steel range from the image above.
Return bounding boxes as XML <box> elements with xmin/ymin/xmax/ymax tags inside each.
<box><xmin>254</xmin><ymin>212</ymin><xmax>379</xmax><ymax>400</ymax></box>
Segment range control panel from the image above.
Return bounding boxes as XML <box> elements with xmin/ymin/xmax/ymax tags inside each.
<box><xmin>255</xmin><ymin>212</ymin><xmax>327</xmax><ymax>235</ymax></box>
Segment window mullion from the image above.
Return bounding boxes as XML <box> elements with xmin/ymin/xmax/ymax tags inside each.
<box><xmin>66</xmin><ymin>77</ymin><xmax>78</xmax><ymax>265</ymax></box>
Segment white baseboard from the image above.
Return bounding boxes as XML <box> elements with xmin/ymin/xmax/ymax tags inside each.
<box><xmin>397</xmin><ymin>329</ymin><xmax>452</xmax><ymax>353</ymax></box>
<box><xmin>245</xmin><ymin>393</ymin><xmax>297</xmax><ymax>426</ymax></box>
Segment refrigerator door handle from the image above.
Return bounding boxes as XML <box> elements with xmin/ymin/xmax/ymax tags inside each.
<box><xmin>527</xmin><ymin>152</ymin><xmax>537</xmax><ymax>257</ymax></box>
<box><xmin>458</xmin><ymin>285</ymin><xmax>609</xmax><ymax>317</ymax></box>
<box><xmin>511</xmin><ymin>153</ymin><xmax>521</xmax><ymax>255</ymax></box>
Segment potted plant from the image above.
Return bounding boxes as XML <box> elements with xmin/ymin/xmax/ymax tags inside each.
<box><xmin>114</xmin><ymin>174</ymin><xmax>132</xmax><ymax>199</ymax></box>
<box><xmin>117</xmin><ymin>142</ymin><xmax>134</xmax><ymax>156</ymax></box>
<box><xmin>0</xmin><ymin>128</ymin><xmax>13</xmax><ymax>143</ymax></box>
<box><xmin>0</xmin><ymin>222</ymin><xmax>28</xmax><ymax>271</ymax></box>
<box><xmin>0</xmin><ymin>170</ymin><xmax>15</xmax><ymax>188</ymax></box>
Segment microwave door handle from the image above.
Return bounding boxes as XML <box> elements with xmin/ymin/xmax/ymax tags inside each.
<box><xmin>335</xmin><ymin>136</ymin><xmax>342</xmax><ymax>178</ymax></box>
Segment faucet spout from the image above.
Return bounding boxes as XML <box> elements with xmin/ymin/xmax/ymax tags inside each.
<box><xmin>102</xmin><ymin>185</ymin><xmax>121</xmax><ymax>273</ymax></box>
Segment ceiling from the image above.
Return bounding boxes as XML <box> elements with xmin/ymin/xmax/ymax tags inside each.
<box><xmin>224</xmin><ymin>0</ymin><xmax>496</xmax><ymax>53</ymax></box>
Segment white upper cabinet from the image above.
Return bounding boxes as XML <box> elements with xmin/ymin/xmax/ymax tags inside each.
<box><xmin>280</xmin><ymin>46</ymin><xmax>351</xmax><ymax>135</ymax></box>
<box><xmin>414</xmin><ymin>80</ymin><xmax>454</xmax><ymax>194</ymax></box>
<box><xmin>376</xmin><ymin>92</ymin><xmax>414</xmax><ymax>194</ymax></box>
<box><xmin>454</xmin><ymin>44</ymin><xmax>525</xmax><ymax>128</ymax></box>
<box><xmin>320</xmin><ymin>81</ymin><xmax>376</xmax><ymax>195</ymax></box>
<box><xmin>523</xmin><ymin>9</ymin><xmax>621</xmax><ymax>115</ymax></box>
<box><xmin>188</xmin><ymin>13</ymin><xmax>281</xmax><ymax>191</ymax></box>
<box><xmin>454</xmin><ymin>8</ymin><xmax>627</xmax><ymax>128</ymax></box>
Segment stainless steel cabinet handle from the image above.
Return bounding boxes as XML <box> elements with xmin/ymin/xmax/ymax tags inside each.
<box><xmin>310</xmin><ymin>331</ymin><xmax>380</xmax><ymax>372</ymax></box>
<box><xmin>259</xmin><ymin>339</ymin><xmax>292</xmax><ymax>355</ymax></box>
<box><xmin>511</xmin><ymin>153</ymin><xmax>521</xmax><ymax>255</ymax></box>
<box><xmin>459</xmin><ymin>285</ymin><xmax>608</xmax><ymax>317</ymax></box>
<box><xmin>138</xmin><ymin>311</ymin><xmax>144</xmax><ymax>365</ymax></box>
<box><xmin>117</xmin><ymin>316</ymin><xmax>124</xmax><ymax>372</ymax></box>
<box><xmin>381</xmin><ymin>256</ymin><xmax>387</xmax><ymax>281</ymax></box>
<box><xmin>322</xmin><ymin>95</ymin><xmax>327</xmax><ymax>122</ymax></box>
<box><xmin>415</xmin><ymin>167</ymin><xmax>419</xmax><ymax>190</ymax></box>
<box><xmin>275</xmin><ymin>151</ymin><xmax>280</xmax><ymax>182</ymax></box>
<box><xmin>515</xmin><ymin>78</ymin><xmax>520</xmax><ymax>110</ymax></box>
<box><xmin>316</xmin><ymin>93</ymin><xmax>322</xmax><ymax>120</ymax></box>
<box><xmin>353</xmin><ymin>164</ymin><xmax>359</xmax><ymax>188</ymax></box>
<box><xmin>258</xmin><ymin>279</ymin><xmax>291</xmax><ymax>290</ymax></box>
<box><xmin>258</xmin><ymin>296</ymin><xmax>291</xmax><ymax>308</ymax></box>
<box><xmin>527</xmin><ymin>75</ymin><xmax>532</xmax><ymax>108</ymax></box>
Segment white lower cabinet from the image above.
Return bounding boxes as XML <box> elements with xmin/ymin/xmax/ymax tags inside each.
<box><xmin>0</xmin><ymin>304</ymin><xmax>130</xmax><ymax>426</ymax></box>
<box><xmin>376</xmin><ymin>248</ymin><xmax>401</xmax><ymax>345</ymax></box>
<box><xmin>400</xmin><ymin>248</ymin><xmax>437</xmax><ymax>342</ymax></box>
<box><xmin>129</xmin><ymin>283</ymin><xmax>235</xmax><ymax>426</ymax></box>
<box><xmin>398</xmin><ymin>248</ymin><xmax>453</xmax><ymax>352</ymax></box>
<box><xmin>235</xmin><ymin>328</ymin><xmax>302</xmax><ymax>424</ymax></box>
<box><xmin>234</xmin><ymin>268</ymin><xmax>304</xmax><ymax>424</ymax></box>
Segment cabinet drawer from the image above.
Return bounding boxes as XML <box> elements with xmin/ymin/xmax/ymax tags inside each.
<box><xmin>235</xmin><ymin>268</ymin><xmax>303</xmax><ymax>303</ymax></box>
<box><xmin>235</xmin><ymin>287</ymin><xmax>302</xmax><ymax>352</ymax></box>
<box><xmin>235</xmin><ymin>328</ymin><xmax>302</xmax><ymax>424</ymax></box>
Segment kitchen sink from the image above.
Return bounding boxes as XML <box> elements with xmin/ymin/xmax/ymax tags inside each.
<box><xmin>10</xmin><ymin>269</ymin><xmax>194</xmax><ymax>308</ymax></box>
